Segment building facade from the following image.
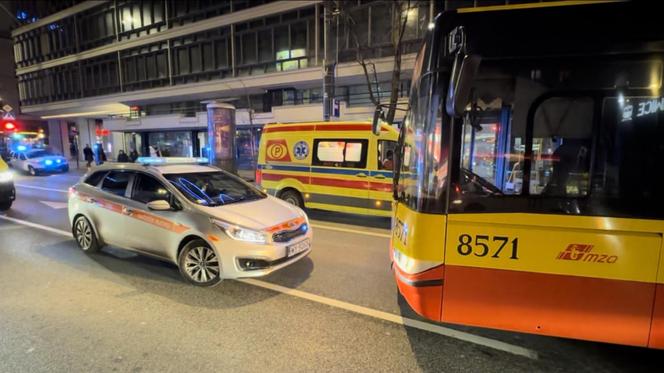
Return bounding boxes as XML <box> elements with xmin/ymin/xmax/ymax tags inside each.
<box><xmin>11</xmin><ymin>0</ymin><xmax>435</xmax><ymax>169</ymax></box>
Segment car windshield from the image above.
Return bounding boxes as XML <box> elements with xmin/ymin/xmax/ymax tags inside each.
<box><xmin>164</xmin><ymin>171</ymin><xmax>266</xmax><ymax>207</ymax></box>
<box><xmin>27</xmin><ymin>151</ymin><xmax>55</xmax><ymax>158</ymax></box>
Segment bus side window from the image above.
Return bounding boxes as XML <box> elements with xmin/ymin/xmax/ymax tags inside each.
<box><xmin>529</xmin><ymin>97</ymin><xmax>594</xmax><ymax>197</ymax></box>
<box><xmin>590</xmin><ymin>96</ymin><xmax>664</xmax><ymax>219</ymax></box>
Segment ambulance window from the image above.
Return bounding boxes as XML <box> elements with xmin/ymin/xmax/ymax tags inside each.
<box><xmin>378</xmin><ymin>140</ymin><xmax>397</xmax><ymax>170</ymax></box>
<box><xmin>132</xmin><ymin>174</ymin><xmax>172</xmax><ymax>204</ymax></box>
<box><xmin>101</xmin><ymin>171</ymin><xmax>132</xmax><ymax>197</ymax></box>
<box><xmin>313</xmin><ymin>139</ymin><xmax>368</xmax><ymax>168</ymax></box>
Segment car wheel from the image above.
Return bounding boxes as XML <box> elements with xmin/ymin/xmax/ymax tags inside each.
<box><xmin>0</xmin><ymin>200</ymin><xmax>11</xmax><ymax>211</ymax></box>
<box><xmin>73</xmin><ymin>216</ymin><xmax>100</xmax><ymax>253</ymax></box>
<box><xmin>178</xmin><ymin>239</ymin><xmax>222</xmax><ymax>287</ymax></box>
<box><xmin>280</xmin><ymin>189</ymin><xmax>304</xmax><ymax>208</ymax></box>
<box><xmin>28</xmin><ymin>166</ymin><xmax>37</xmax><ymax>176</ymax></box>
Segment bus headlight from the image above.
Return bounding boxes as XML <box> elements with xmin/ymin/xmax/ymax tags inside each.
<box><xmin>211</xmin><ymin>219</ymin><xmax>267</xmax><ymax>244</ymax></box>
<box><xmin>0</xmin><ymin>171</ymin><xmax>13</xmax><ymax>183</ymax></box>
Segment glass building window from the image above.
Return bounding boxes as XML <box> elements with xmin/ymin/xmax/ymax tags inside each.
<box><xmin>171</xmin><ymin>27</ymin><xmax>232</xmax><ymax>84</ymax></box>
<box><xmin>121</xmin><ymin>42</ymin><xmax>169</xmax><ymax>91</ymax></box>
<box><xmin>78</xmin><ymin>2</ymin><xmax>116</xmax><ymax>51</ymax></box>
<box><xmin>148</xmin><ymin>132</ymin><xmax>193</xmax><ymax>157</ymax></box>
<box><xmin>81</xmin><ymin>54</ymin><xmax>120</xmax><ymax>97</ymax></box>
<box><xmin>116</xmin><ymin>0</ymin><xmax>167</xmax><ymax>41</ymax></box>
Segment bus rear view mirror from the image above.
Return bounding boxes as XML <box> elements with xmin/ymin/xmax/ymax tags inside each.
<box><xmin>446</xmin><ymin>54</ymin><xmax>481</xmax><ymax>117</ymax></box>
<box><xmin>372</xmin><ymin>106</ymin><xmax>383</xmax><ymax>135</ymax></box>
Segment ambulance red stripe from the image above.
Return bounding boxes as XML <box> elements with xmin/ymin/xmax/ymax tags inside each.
<box><xmin>261</xmin><ymin>172</ymin><xmax>391</xmax><ymax>192</ymax></box>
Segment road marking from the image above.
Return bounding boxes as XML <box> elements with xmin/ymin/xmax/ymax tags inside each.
<box><xmin>0</xmin><ymin>215</ymin><xmax>537</xmax><ymax>360</ymax></box>
<box><xmin>40</xmin><ymin>200</ymin><xmax>69</xmax><ymax>209</ymax></box>
<box><xmin>15</xmin><ymin>184</ymin><xmax>69</xmax><ymax>193</ymax></box>
<box><xmin>14</xmin><ymin>185</ymin><xmax>392</xmax><ymax>238</ymax></box>
<box><xmin>240</xmin><ymin>278</ymin><xmax>537</xmax><ymax>359</ymax></box>
<box><xmin>309</xmin><ymin>223</ymin><xmax>391</xmax><ymax>238</ymax></box>
<box><xmin>0</xmin><ymin>215</ymin><xmax>72</xmax><ymax>238</ymax></box>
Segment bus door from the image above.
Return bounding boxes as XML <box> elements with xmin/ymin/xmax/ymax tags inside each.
<box><xmin>441</xmin><ymin>70</ymin><xmax>661</xmax><ymax>347</ymax></box>
<box><xmin>310</xmin><ymin>138</ymin><xmax>370</xmax><ymax>215</ymax></box>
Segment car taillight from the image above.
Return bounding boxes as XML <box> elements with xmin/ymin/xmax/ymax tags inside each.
<box><xmin>255</xmin><ymin>168</ymin><xmax>262</xmax><ymax>184</ymax></box>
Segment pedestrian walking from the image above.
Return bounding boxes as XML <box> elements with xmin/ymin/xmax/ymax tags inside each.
<box><xmin>83</xmin><ymin>144</ymin><xmax>94</xmax><ymax>168</ymax></box>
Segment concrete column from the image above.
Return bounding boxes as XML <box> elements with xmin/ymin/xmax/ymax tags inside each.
<box><xmin>47</xmin><ymin>120</ymin><xmax>64</xmax><ymax>155</ymax></box>
<box><xmin>206</xmin><ymin>101</ymin><xmax>236</xmax><ymax>173</ymax></box>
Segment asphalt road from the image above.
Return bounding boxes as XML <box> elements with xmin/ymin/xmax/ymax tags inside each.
<box><xmin>0</xmin><ymin>170</ymin><xmax>662</xmax><ymax>372</ymax></box>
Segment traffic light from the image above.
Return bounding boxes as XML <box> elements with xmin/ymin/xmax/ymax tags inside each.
<box><xmin>3</xmin><ymin>121</ymin><xmax>15</xmax><ymax>131</ymax></box>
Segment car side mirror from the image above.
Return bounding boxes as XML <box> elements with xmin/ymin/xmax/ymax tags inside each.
<box><xmin>147</xmin><ymin>200</ymin><xmax>172</xmax><ymax>211</ymax></box>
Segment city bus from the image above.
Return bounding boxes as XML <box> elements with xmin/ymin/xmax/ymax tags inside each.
<box><xmin>386</xmin><ymin>1</ymin><xmax>664</xmax><ymax>348</ymax></box>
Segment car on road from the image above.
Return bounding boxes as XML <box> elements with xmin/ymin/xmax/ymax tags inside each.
<box><xmin>10</xmin><ymin>149</ymin><xmax>69</xmax><ymax>175</ymax></box>
<box><xmin>0</xmin><ymin>157</ymin><xmax>15</xmax><ymax>210</ymax></box>
<box><xmin>68</xmin><ymin>157</ymin><xmax>312</xmax><ymax>286</ymax></box>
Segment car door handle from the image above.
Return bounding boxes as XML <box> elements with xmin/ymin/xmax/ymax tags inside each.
<box><xmin>122</xmin><ymin>207</ymin><xmax>134</xmax><ymax>215</ymax></box>
<box><xmin>374</xmin><ymin>174</ymin><xmax>386</xmax><ymax>179</ymax></box>
<box><xmin>356</xmin><ymin>173</ymin><xmax>367</xmax><ymax>178</ymax></box>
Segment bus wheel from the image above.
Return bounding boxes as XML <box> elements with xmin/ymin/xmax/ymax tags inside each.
<box><xmin>280</xmin><ymin>189</ymin><xmax>304</xmax><ymax>208</ymax></box>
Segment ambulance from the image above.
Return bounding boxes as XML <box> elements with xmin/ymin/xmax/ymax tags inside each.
<box><xmin>256</xmin><ymin>122</ymin><xmax>398</xmax><ymax>217</ymax></box>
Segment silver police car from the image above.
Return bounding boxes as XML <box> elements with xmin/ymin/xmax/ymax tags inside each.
<box><xmin>68</xmin><ymin>158</ymin><xmax>312</xmax><ymax>286</ymax></box>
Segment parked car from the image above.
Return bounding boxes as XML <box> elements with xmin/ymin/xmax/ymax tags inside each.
<box><xmin>10</xmin><ymin>149</ymin><xmax>69</xmax><ymax>175</ymax></box>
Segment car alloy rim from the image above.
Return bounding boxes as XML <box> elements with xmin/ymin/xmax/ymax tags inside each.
<box><xmin>184</xmin><ymin>246</ymin><xmax>220</xmax><ymax>283</ymax></box>
<box><xmin>75</xmin><ymin>219</ymin><xmax>92</xmax><ymax>250</ymax></box>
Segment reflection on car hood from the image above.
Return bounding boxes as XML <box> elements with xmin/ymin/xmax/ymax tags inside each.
<box><xmin>29</xmin><ymin>155</ymin><xmax>66</xmax><ymax>162</ymax></box>
<box><xmin>198</xmin><ymin>195</ymin><xmax>302</xmax><ymax>230</ymax></box>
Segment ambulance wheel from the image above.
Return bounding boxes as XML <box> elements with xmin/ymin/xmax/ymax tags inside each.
<box><xmin>280</xmin><ymin>189</ymin><xmax>303</xmax><ymax>208</ymax></box>
<box><xmin>73</xmin><ymin>216</ymin><xmax>100</xmax><ymax>253</ymax></box>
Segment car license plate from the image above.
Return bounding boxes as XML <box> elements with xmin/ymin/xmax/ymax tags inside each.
<box><xmin>287</xmin><ymin>239</ymin><xmax>310</xmax><ymax>257</ymax></box>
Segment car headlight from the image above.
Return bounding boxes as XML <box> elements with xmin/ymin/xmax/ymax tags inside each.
<box><xmin>56</xmin><ymin>159</ymin><xmax>62</xmax><ymax>164</ymax></box>
<box><xmin>211</xmin><ymin>218</ymin><xmax>268</xmax><ymax>244</ymax></box>
<box><xmin>44</xmin><ymin>159</ymin><xmax>53</xmax><ymax>165</ymax></box>
<box><xmin>0</xmin><ymin>171</ymin><xmax>12</xmax><ymax>183</ymax></box>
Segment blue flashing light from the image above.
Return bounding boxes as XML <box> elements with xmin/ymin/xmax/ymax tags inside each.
<box><xmin>16</xmin><ymin>10</ymin><xmax>28</xmax><ymax>20</ymax></box>
<box><xmin>44</xmin><ymin>159</ymin><xmax>53</xmax><ymax>165</ymax></box>
<box><xmin>12</xmin><ymin>134</ymin><xmax>22</xmax><ymax>139</ymax></box>
<box><xmin>17</xmin><ymin>145</ymin><xmax>27</xmax><ymax>151</ymax></box>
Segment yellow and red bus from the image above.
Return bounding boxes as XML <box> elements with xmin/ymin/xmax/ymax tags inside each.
<box><xmin>387</xmin><ymin>0</ymin><xmax>664</xmax><ymax>348</ymax></box>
